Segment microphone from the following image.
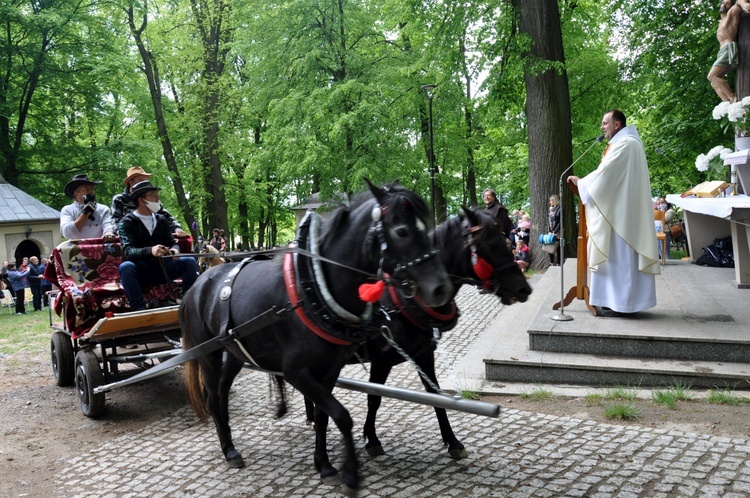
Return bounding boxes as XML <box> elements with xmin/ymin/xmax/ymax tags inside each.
<box><xmin>551</xmin><ymin>134</ymin><xmax>604</xmax><ymax>322</ymax></box>
<box><xmin>579</xmin><ymin>134</ymin><xmax>604</xmax><ymax>145</ymax></box>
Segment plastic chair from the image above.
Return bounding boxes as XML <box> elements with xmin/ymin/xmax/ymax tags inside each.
<box><xmin>0</xmin><ymin>289</ymin><xmax>15</xmax><ymax>313</ymax></box>
<box><xmin>654</xmin><ymin>209</ymin><xmax>667</xmax><ymax>265</ymax></box>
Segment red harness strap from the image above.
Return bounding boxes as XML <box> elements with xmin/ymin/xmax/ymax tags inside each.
<box><xmin>386</xmin><ymin>274</ymin><xmax>457</xmax><ymax>331</ymax></box>
<box><xmin>283</xmin><ymin>252</ymin><xmax>352</xmax><ymax>346</ymax></box>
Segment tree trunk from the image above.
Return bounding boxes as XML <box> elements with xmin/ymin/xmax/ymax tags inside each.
<box><xmin>515</xmin><ymin>0</ymin><xmax>573</xmax><ymax>269</ymax></box>
<box><xmin>191</xmin><ymin>0</ymin><xmax>233</xmax><ymax>238</ymax></box>
<box><xmin>127</xmin><ymin>7</ymin><xmax>197</xmax><ymax>236</ymax></box>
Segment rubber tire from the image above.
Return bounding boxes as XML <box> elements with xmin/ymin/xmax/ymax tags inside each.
<box><xmin>75</xmin><ymin>350</ymin><xmax>105</xmax><ymax>418</ymax></box>
<box><xmin>51</xmin><ymin>332</ymin><xmax>75</xmax><ymax>387</ymax></box>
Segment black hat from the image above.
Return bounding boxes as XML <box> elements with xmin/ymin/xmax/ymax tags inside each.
<box><xmin>129</xmin><ymin>180</ymin><xmax>161</xmax><ymax>200</ymax></box>
<box><xmin>64</xmin><ymin>174</ymin><xmax>102</xmax><ymax>198</ymax></box>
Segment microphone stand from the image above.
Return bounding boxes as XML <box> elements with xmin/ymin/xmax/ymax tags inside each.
<box><xmin>551</xmin><ymin>136</ymin><xmax>603</xmax><ymax>322</ymax></box>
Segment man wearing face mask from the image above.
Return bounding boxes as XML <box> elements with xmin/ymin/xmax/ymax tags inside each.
<box><xmin>60</xmin><ymin>174</ymin><xmax>116</xmax><ymax>241</ymax></box>
<box><xmin>118</xmin><ymin>180</ymin><xmax>198</xmax><ymax>312</ymax></box>
<box><xmin>111</xmin><ymin>166</ymin><xmax>187</xmax><ymax>237</ymax></box>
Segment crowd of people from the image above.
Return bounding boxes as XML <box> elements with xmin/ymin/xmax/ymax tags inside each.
<box><xmin>1</xmin><ymin>257</ymin><xmax>51</xmax><ymax>314</ymax></box>
<box><xmin>482</xmin><ymin>189</ymin><xmax>561</xmax><ymax>274</ymax></box>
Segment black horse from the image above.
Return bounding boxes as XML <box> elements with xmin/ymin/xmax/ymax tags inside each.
<box><xmin>303</xmin><ymin>206</ymin><xmax>531</xmax><ymax>461</ymax></box>
<box><xmin>181</xmin><ymin>180</ymin><xmax>453</xmax><ymax>490</ymax></box>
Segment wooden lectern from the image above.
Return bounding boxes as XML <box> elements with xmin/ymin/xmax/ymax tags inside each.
<box><xmin>552</xmin><ymin>182</ymin><xmax>597</xmax><ymax>315</ymax></box>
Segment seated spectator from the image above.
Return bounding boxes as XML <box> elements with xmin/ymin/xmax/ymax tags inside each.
<box><xmin>653</xmin><ymin>197</ymin><xmax>675</xmax><ymax>259</ymax></box>
<box><xmin>209</xmin><ymin>228</ymin><xmax>227</xmax><ymax>252</ymax></box>
<box><xmin>514</xmin><ymin>239</ymin><xmax>531</xmax><ymax>272</ymax></box>
<box><xmin>60</xmin><ymin>174</ymin><xmax>116</xmax><ymax>241</ymax></box>
<box><xmin>653</xmin><ymin>197</ymin><xmax>674</xmax><ymax>223</ymax></box>
<box><xmin>7</xmin><ymin>262</ymin><xmax>30</xmax><ymax>314</ymax></box>
<box><xmin>118</xmin><ymin>181</ymin><xmax>198</xmax><ymax>312</ymax></box>
<box><xmin>111</xmin><ymin>166</ymin><xmax>187</xmax><ymax>237</ymax></box>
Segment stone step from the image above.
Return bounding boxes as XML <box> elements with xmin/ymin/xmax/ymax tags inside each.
<box><xmin>477</xmin><ymin>260</ymin><xmax>750</xmax><ymax>391</ymax></box>
<box><xmin>484</xmin><ymin>353</ymin><xmax>750</xmax><ymax>390</ymax></box>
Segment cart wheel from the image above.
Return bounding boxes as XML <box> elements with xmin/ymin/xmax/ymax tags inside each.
<box><xmin>75</xmin><ymin>350</ymin><xmax>105</xmax><ymax>418</ymax></box>
<box><xmin>51</xmin><ymin>332</ymin><xmax>75</xmax><ymax>387</ymax></box>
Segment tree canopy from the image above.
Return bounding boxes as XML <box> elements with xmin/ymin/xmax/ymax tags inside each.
<box><xmin>0</xmin><ymin>0</ymin><xmax>735</xmax><ymax>253</ymax></box>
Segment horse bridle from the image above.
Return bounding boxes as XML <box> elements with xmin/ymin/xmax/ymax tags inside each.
<box><xmin>460</xmin><ymin>218</ymin><xmax>516</xmax><ymax>290</ymax></box>
<box><xmin>368</xmin><ymin>201</ymin><xmax>439</xmax><ymax>295</ymax></box>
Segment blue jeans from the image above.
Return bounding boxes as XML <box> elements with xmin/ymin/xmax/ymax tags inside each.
<box><xmin>119</xmin><ymin>258</ymin><xmax>198</xmax><ymax>311</ymax></box>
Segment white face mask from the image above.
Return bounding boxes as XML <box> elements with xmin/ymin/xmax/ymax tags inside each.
<box><xmin>144</xmin><ymin>199</ymin><xmax>161</xmax><ymax>213</ymax></box>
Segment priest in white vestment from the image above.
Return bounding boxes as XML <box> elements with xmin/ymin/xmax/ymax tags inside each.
<box><xmin>567</xmin><ymin>110</ymin><xmax>660</xmax><ymax>316</ymax></box>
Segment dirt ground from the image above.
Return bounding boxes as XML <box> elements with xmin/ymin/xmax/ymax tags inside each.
<box><xmin>2</xmin><ymin>347</ymin><xmax>750</xmax><ymax>498</ymax></box>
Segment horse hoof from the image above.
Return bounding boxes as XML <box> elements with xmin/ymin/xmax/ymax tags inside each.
<box><xmin>320</xmin><ymin>470</ymin><xmax>341</xmax><ymax>486</ymax></box>
<box><xmin>366</xmin><ymin>445</ymin><xmax>385</xmax><ymax>457</ymax></box>
<box><xmin>449</xmin><ymin>447</ymin><xmax>469</xmax><ymax>460</ymax></box>
<box><xmin>341</xmin><ymin>473</ymin><xmax>359</xmax><ymax>493</ymax></box>
<box><xmin>226</xmin><ymin>450</ymin><xmax>246</xmax><ymax>469</ymax></box>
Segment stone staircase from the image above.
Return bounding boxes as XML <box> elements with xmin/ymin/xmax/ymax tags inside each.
<box><xmin>481</xmin><ymin>260</ymin><xmax>750</xmax><ymax>390</ymax></box>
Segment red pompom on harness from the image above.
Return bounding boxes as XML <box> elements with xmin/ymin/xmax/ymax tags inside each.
<box><xmin>358</xmin><ymin>280</ymin><xmax>385</xmax><ymax>303</ymax></box>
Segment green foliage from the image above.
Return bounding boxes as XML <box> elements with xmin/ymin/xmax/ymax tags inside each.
<box><xmin>651</xmin><ymin>390</ymin><xmax>678</xmax><ymax>410</ymax></box>
<box><xmin>1</xmin><ymin>0</ymin><xmax>737</xmax><ymax>242</ymax></box>
<box><xmin>602</xmin><ymin>385</ymin><xmax>639</xmax><ymax>401</ymax></box>
<box><xmin>519</xmin><ymin>388</ymin><xmax>555</xmax><ymax>402</ymax></box>
<box><xmin>707</xmin><ymin>388</ymin><xmax>750</xmax><ymax>406</ymax></box>
<box><xmin>604</xmin><ymin>403</ymin><xmax>640</xmax><ymax>421</ymax></box>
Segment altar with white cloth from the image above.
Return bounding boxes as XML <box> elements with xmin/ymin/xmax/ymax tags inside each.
<box><xmin>666</xmin><ymin>194</ymin><xmax>750</xmax><ymax>288</ymax></box>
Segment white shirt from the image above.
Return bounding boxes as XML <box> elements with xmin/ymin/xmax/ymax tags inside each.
<box><xmin>60</xmin><ymin>201</ymin><xmax>114</xmax><ymax>240</ymax></box>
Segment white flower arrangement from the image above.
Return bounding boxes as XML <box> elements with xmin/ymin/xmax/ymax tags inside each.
<box><xmin>695</xmin><ymin>145</ymin><xmax>732</xmax><ymax>174</ymax></box>
<box><xmin>713</xmin><ymin>97</ymin><xmax>750</xmax><ymax>136</ymax></box>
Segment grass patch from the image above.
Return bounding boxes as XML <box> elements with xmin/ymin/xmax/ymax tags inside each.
<box><xmin>652</xmin><ymin>381</ymin><xmax>694</xmax><ymax>409</ymax></box>
<box><xmin>602</xmin><ymin>386</ymin><xmax>638</xmax><ymax>402</ymax></box>
<box><xmin>604</xmin><ymin>403</ymin><xmax>640</xmax><ymax>421</ymax></box>
<box><xmin>519</xmin><ymin>388</ymin><xmax>554</xmax><ymax>403</ymax></box>
<box><xmin>0</xmin><ymin>311</ymin><xmax>51</xmax><ymax>356</ymax></box>
<box><xmin>584</xmin><ymin>393</ymin><xmax>604</xmax><ymax>406</ymax></box>
<box><xmin>461</xmin><ymin>390</ymin><xmax>481</xmax><ymax>401</ymax></box>
<box><xmin>651</xmin><ymin>390</ymin><xmax>678</xmax><ymax>410</ymax></box>
<box><xmin>707</xmin><ymin>388</ymin><xmax>750</xmax><ymax>406</ymax></box>
<box><xmin>669</xmin><ymin>250</ymin><xmax>686</xmax><ymax>259</ymax></box>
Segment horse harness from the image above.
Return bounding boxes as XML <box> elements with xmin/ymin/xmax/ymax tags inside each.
<box><xmin>460</xmin><ymin>217</ymin><xmax>517</xmax><ymax>290</ymax></box>
<box><xmin>214</xmin><ymin>205</ymin><xmax>440</xmax><ymax>364</ymax></box>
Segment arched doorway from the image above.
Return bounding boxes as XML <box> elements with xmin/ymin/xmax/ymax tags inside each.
<box><xmin>14</xmin><ymin>239</ymin><xmax>41</xmax><ymax>266</ymax></box>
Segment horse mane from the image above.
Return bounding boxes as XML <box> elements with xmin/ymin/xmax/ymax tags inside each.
<box><xmin>316</xmin><ymin>182</ymin><xmax>429</xmax><ymax>249</ymax></box>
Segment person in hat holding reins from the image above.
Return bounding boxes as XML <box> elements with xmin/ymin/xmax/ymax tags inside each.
<box><xmin>111</xmin><ymin>166</ymin><xmax>187</xmax><ymax>237</ymax></box>
<box><xmin>60</xmin><ymin>174</ymin><xmax>116</xmax><ymax>241</ymax></box>
<box><xmin>117</xmin><ymin>180</ymin><xmax>198</xmax><ymax>312</ymax></box>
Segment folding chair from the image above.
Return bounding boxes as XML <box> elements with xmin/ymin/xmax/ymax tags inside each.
<box><xmin>0</xmin><ymin>289</ymin><xmax>16</xmax><ymax>314</ymax></box>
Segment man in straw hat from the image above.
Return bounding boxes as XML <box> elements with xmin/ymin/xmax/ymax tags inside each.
<box><xmin>60</xmin><ymin>174</ymin><xmax>115</xmax><ymax>240</ymax></box>
<box><xmin>117</xmin><ymin>180</ymin><xmax>198</xmax><ymax>312</ymax></box>
<box><xmin>111</xmin><ymin>166</ymin><xmax>187</xmax><ymax>237</ymax></box>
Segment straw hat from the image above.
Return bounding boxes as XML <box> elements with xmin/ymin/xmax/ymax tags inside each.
<box><xmin>123</xmin><ymin>166</ymin><xmax>153</xmax><ymax>186</ymax></box>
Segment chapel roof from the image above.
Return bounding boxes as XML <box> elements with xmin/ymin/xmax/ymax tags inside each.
<box><xmin>0</xmin><ymin>175</ymin><xmax>61</xmax><ymax>223</ymax></box>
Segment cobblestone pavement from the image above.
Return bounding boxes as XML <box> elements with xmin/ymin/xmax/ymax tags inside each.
<box><xmin>55</xmin><ymin>288</ymin><xmax>750</xmax><ymax>497</ymax></box>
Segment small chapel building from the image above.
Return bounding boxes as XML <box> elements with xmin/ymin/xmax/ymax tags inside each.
<box><xmin>0</xmin><ymin>175</ymin><xmax>61</xmax><ymax>265</ymax></box>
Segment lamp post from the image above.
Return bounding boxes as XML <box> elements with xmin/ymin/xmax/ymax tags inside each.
<box><xmin>422</xmin><ymin>84</ymin><xmax>436</xmax><ymax>228</ymax></box>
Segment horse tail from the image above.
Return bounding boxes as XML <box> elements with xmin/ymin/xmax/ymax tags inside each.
<box><xmin>180</xmin><ymin>303</ymin><xmax>210</xmax><ymax>422</ymax></box>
